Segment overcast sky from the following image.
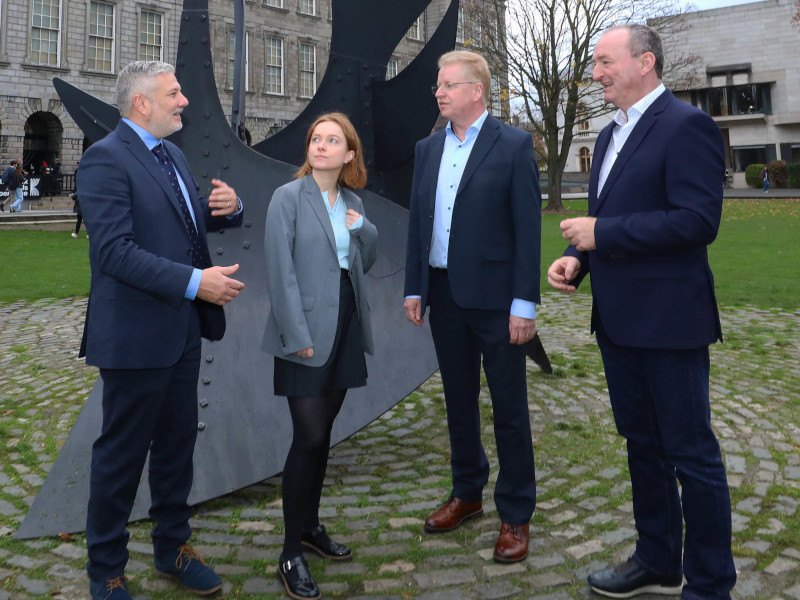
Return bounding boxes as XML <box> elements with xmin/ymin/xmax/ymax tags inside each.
<box><xmin>682</xmin><ymin>0</ymin><xmax>762</xmax><ymax>10</ymax></box>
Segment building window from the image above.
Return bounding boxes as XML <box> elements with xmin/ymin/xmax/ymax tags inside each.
<box><xmin>696</xmin><ymin>83</ymin><xmax>771</xmax><ymax>117</ymax></box>
<box><xmin>265</xmin><ymin>0</ymin><xmax>283</xmax><ymax>7</ymax></box>
<box><xmin>579</xmin><ymin>147</ymin><xmax>591</xmax><ymax>172</ymax></box>
<box><xmin>227</xmin><ymin>31</ymin><xmax>250</xmax><ymax>91</ymax></box>
<box><xmin>386</xmin><ymin>58</ymin><xmax>398</xmax><ymax>80</ymax></box>
<box><xmin>298</xmin><ymin>0</ymin><xmax>315</xmax><ymax>16</ymax></box>
<box><xmin>265</xmin><ymin>36</ymin><xmax>284</xmax><ymax>95</ymax></box>
<box><xmin>138</xmin><ymin>10</ymin><xmax>163</xmax><ymax>61</ymax></box>
<box><xmin>732</xmin><ymin>146</ymin><xmax>767</xmax><ymax>172</ymax></box>
<box><xmin>456</xmin><ymin>8</ymin><xmax>465</xmax><ymax>43</ymax></box>
<box><xmin>577</xmin><ymin>102</ymin><xmax>590</xmax><ymax>131</ymax></box>
<box><xmin>299</xmin><ymin>42</ymin><xmax>316</xmax><ymax>98</ymax></box>
<box><xmin>407</xmin><ymin>17</ymin><xmax>422</xmax><ymax>41</ymax></box>
<box><xmin>31</xmin><ymin>0</ymin><xmax>62</xmax><ymax>66</ymax></box>
<box><xmin>87</xmin><ymin>1</ymin><xmax>115</xmax><ymax>72</ymax></box>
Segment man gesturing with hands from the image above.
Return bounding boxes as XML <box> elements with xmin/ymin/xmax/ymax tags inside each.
<box><xmin>78</xmin><ymin>61</ymin><xmax>244</xmax><ymax>599</ymax></box>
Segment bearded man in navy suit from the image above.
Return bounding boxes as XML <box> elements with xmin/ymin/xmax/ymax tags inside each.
<box><xmin>548</xmin><ymin>25</ymin><xmax>735</xmax><ymax>599</ymax></box>
<box><xmin>404</xmin><ymin>50</ymin><xmax>541</xmax><ymax>563</ymax></box>
<box><xmin>79</xmin><ymin>61</ymin><xmax>244</xmax><ymax>599</ymax></box>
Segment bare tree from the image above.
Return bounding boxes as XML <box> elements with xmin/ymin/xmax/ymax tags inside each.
<box><xmin>463</xmin><ymin>0</ymin><xmax>700</xmax><ymax>211</ymax></box>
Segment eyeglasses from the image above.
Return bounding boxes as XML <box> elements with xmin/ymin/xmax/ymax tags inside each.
<box><xmin>431</xmin><ymin>81</ymin><xmax>478</xmax><ymax>94</ymax></box>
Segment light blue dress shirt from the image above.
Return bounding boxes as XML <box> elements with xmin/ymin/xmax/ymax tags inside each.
<box><xmin>412</xmin><ymin>110</ymin><xmax>536</xmax><ymax>319</ymax></box>
<box><xmin>321</xmin><ymin>190</ymin><xmax>363</xmax><ymax>269</ymax></box>
<box><xmin>122</xmin><ymin>118</ymin><xmax>242</xmax><ymax>300</ymax></box>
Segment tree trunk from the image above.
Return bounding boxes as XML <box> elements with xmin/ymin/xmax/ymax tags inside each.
<box><xmin>546</xmin><ymin>161</ymin><xmax>564</xmax><ymax>211</ymax></box>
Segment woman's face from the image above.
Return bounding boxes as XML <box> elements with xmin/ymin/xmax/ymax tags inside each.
<box><xmin>307</xmin><ymin>121</ymin><xmax>355</xmax><ymax>174</ymax></box>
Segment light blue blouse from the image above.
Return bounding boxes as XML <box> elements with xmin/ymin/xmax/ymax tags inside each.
<box><xmin>321</xmin><ymin>190</ymin><xmax>363</xmax><ymax>269</ymax></box>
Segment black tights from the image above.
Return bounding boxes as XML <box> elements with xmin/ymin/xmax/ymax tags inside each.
<box><xmin>282</xmin><ymin>390</ymin><xmax>346</xmax><ymax>557</ymax></box>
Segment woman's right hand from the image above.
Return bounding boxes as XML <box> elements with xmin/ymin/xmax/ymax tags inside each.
<box><xmin>295</xmin><ymin>347</ymin><xmax>314</xmax><ymax>359</ymax></box>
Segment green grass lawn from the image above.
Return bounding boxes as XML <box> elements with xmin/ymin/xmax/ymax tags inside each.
<box><xmin>1</xmin><ymin>198</ymin><xmax>798</xmax><ymax>308</ymax></box>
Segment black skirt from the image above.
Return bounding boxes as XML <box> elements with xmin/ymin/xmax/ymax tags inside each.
<box><xmin>273</xmin><ymin>270</ymin><xmax>367</xmax><ymax>396</ymax></box>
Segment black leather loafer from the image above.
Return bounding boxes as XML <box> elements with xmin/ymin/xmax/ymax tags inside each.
<box><xmin>588</xmin><ymin>557</ymin><xmax>682</xmax><ymax>598</ymax></box>
<box><xmin>301</xmin><ymin>524</ymin><xmax>352</xmax><ymax>561</ymax></box>
<box><xmin>277</xmin><ymin>554</ymin><xmax>320</xmax><ymax>600</ymax></box>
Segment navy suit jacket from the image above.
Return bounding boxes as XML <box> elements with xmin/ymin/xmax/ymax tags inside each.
<box><xmin>566</xmin><ymin>90</ymin><xmax>723</xmax><ymax>349</ymax></box>
<box><xmin>404</xmin><ymin>115</ymin><xmax>541</xmax><ymax>312</ymax></box>
<box><xmin>78</xmin><ymin>121</ymin><xmax>242</xmax><ymax>369</ymax></box>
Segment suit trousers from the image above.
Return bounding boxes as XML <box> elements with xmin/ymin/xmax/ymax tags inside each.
<box><xmin>596</xmin><ymin>327</ymin><xmax>736</xmax><ymax>599</ymax></box>
<box><xmin>86</xmin><ymin>307</ymin><xmax>202</xmax><ymax>581</ymax></box>
<box><xmin>427</xmin><ymin>268</ymin><xmax>536</xmax><ymax>524</ymax></box>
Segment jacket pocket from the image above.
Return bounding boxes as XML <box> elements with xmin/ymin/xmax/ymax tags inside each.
<box><xmin>301</xmin><ymin>295</ymin><xmax>315</xmax><ymax>311</ymax></box>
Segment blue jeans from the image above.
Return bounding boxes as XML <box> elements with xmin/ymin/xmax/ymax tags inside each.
<box><xmin>596</xmin><ymin>328</ymin><xmax>736</xmax><ymax>599</ymax></box>
<box><xmin>762</xmin><ymin>179</ymin><xmax>769</xmax><ymax>192</ymax></box>
<box><xmin>10</xmin><ymin>188</ymin><xmax>23</xmax><ymax>211</ymax></box>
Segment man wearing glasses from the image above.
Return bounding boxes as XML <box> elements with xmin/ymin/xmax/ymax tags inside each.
<box><xmin>404</xmin><ymin>50</ymin><xmax>542</xmax><ymax>562</ymax></box>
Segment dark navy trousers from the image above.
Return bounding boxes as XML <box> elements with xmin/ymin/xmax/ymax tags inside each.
<box><xmin>596</xmin><ymin>327</ymin><xmax>736</xmax><ymax>599</ymax></box>
<box><xmin>86</xmin><ymin>310</ymin><xmax>201</xmax><ymax>581</ymax></box>
<box><xmin>427</xmin><ymin>268</ymin><xmax>536</xmax><ymax>524</ymax></box>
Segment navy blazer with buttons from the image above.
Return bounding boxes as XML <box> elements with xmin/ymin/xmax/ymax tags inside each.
<box><xmin>78</xmin><ymin>120</ymin><xmax>242</xmax><ymax>370</ymax></box>
<box><xmin>565</xmin><ymin>90</ymin><xmax>723</xmax><ymax>349</ymax></box>
<box><xmin>404</xmin><ymin>114</ymin><xmax>541</xmax><ymax>312</ymax></box>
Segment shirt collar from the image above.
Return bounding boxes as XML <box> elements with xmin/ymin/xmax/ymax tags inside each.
<box><xmin>446</xmin><ymin>109</ymin><xmax>489</xmax><ymax>139</ymax></box>
<box><xmin>613</xmin><ymin>83</ymin><xmax>666</xmax><ymax>126</ymax></box>
<box><xmin>122</xmin><ymin>117</ymin><xmax>161</xmax><ymax>151</ymax></box>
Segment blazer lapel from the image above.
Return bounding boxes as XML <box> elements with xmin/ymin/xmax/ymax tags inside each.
<box><xmin>589</xmin><ymin>124</ymin><xmax>613</xmax><ymax>214</ymax></box>
<box><xmin>302</xmin><ymin>175</ymin><xmax>337</xmax><ymax>257</ymax></box>
<box><xmin>457</xmin><ymin>115</ymin><xmax>500</xmax><ymax>195</ymax></box>
<box><xmin>595</xmin><ymin>91</ymin><xmax>672</xmax><ymax>214</ymax></box>
<box><xmin>426</xmin><ymin>131</ymin><xmax>447</xmax><ymax>215</ymax></box>
<box><xmin>118</xmin><ymin>123</ymin><xmax>188</xmax><ymax>231</ymax></box>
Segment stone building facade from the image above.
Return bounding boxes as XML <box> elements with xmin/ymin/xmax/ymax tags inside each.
<box><xmin>561</xmin><ymin>0</ymin><xmax>800</xmax><ymax>187</ymax></box>
<box><xmin>0</xmin><ymin>0</ymin><xmax>504</xmax><ymax>182</ymax></box>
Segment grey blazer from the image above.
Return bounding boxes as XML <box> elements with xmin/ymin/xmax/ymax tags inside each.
<box><xmin>261</xmin><ymin>175</ymin><xmax>378</xmax><ymax>366</ymax></box>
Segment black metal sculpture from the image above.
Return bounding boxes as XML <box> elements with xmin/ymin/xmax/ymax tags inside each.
<box><xmin>17</xmin><ymin>0</ymin><xmax>550</xmax><ymax>539</ymax></box>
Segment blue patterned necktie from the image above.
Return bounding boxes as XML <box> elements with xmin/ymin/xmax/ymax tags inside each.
<box><xmin>152</xmin><ymin>143</ymin><xmax>207</xmax><ymax>268</ymax></box>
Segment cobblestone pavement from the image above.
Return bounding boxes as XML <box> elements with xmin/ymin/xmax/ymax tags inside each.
<box><xmin>0</xmin><ymin>293</ymin><xmax>798</xmax><ymax>599</ymax></box>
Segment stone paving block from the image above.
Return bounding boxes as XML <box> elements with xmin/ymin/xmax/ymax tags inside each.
<box><xmin>413</xmin><ymin>567</ymin><xmax>477</xmax><ymax>588</ymax></box>
<box><xmin>483</xmin><ymin>562</ymin><xmax>526</xmax><ymax>577</ymax></box>
<box><xmin>764</xmin><ymin>556</ymin><xmax>798</xmax><ymax>575</ymax></box>
<box><xmin>363</xmin><ymin>578</ymin><xmax>404</xmax><ymax>593</ymax></box>
<box><xmin>51</xmin><ymin>543</ymin><xmax>85</xmax><ymax>561</ymax></box>
<box><xmin>472</xmin><ymin>581</ymin><xmax>523</xmax><ymax>599</ymax></box>
<box><xmin>16</xmin><ymin>575</ymin><xmax>52</xmax><ymax>594</ymax></box>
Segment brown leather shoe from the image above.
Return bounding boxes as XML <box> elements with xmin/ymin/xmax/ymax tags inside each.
<box><xmin>493</xmin><ymin>522</ymin><xmax>529</xmax><ymax>563</ymax></box>
<box><xmin>424</xmin><ymin>497</ymin><xmax>483</xmax><ymax>533</ymax></box>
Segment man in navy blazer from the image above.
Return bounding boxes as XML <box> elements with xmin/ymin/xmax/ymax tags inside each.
<box><xmin>78</xmin><ymin>61</ymin><xmax>244</xmax><ymax>599</ymax></box>
<box><xmin>548</xmin><ymin>26</ymin><xmax>735</xmax><ymax>599</ymax></box>
<box><xmin>404</xmin><ymin>50</ymin><xmax>541</xmax><ymax>563</ymax></box>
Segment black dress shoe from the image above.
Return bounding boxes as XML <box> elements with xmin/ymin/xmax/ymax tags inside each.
<box><xmin>301</xmin><ymin>524</ymin><xmax>352</xmax><ymax>561</ymax></box>
<box><xmin>277</xmin><ymin>554</ymin><xmax>320</xmax><ymax>600</ymax></box>
<box><xmin>588</xmin><ymin>557</ymin><xmax>682</xmax><ymax>598</ymax></box>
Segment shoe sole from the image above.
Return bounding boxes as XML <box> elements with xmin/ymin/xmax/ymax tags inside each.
<box><xmin>424</xmin><ymin>508</ymin><xmax>484</xmax><ymax>533</ymax></box>
<box><xmin>589</xmin><ymin>583</ymin><xmax>683</xmax><ymax>598</ymax></box>
<box><xmin>156</xmin><ymin>571</ymin><xmax>222</xmax><ymax>596</ymax></box>
<box><xmin>276</xmin><ymin>566</ymin><xmax>321</xmax><ymax>600</ymax></box>
<box><xmin>301</xmin><ymin>540</ymin><xmax>353</xmax><ymax>562</ymax></box>
<box><xmin>492</xmin><ymin>550</ymin><xmax>528</xmax><ymax>564</ymax></box>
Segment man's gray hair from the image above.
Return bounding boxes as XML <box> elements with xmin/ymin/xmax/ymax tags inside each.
<box><xmin>607</xmin><ymin>24</ymin><xmax>664</xmax><ymax>79</ymax></box>
<box><xmin>116</xmin><ymin>61</ymin><xmax>175</xmax><ymax>117</ymax></box>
